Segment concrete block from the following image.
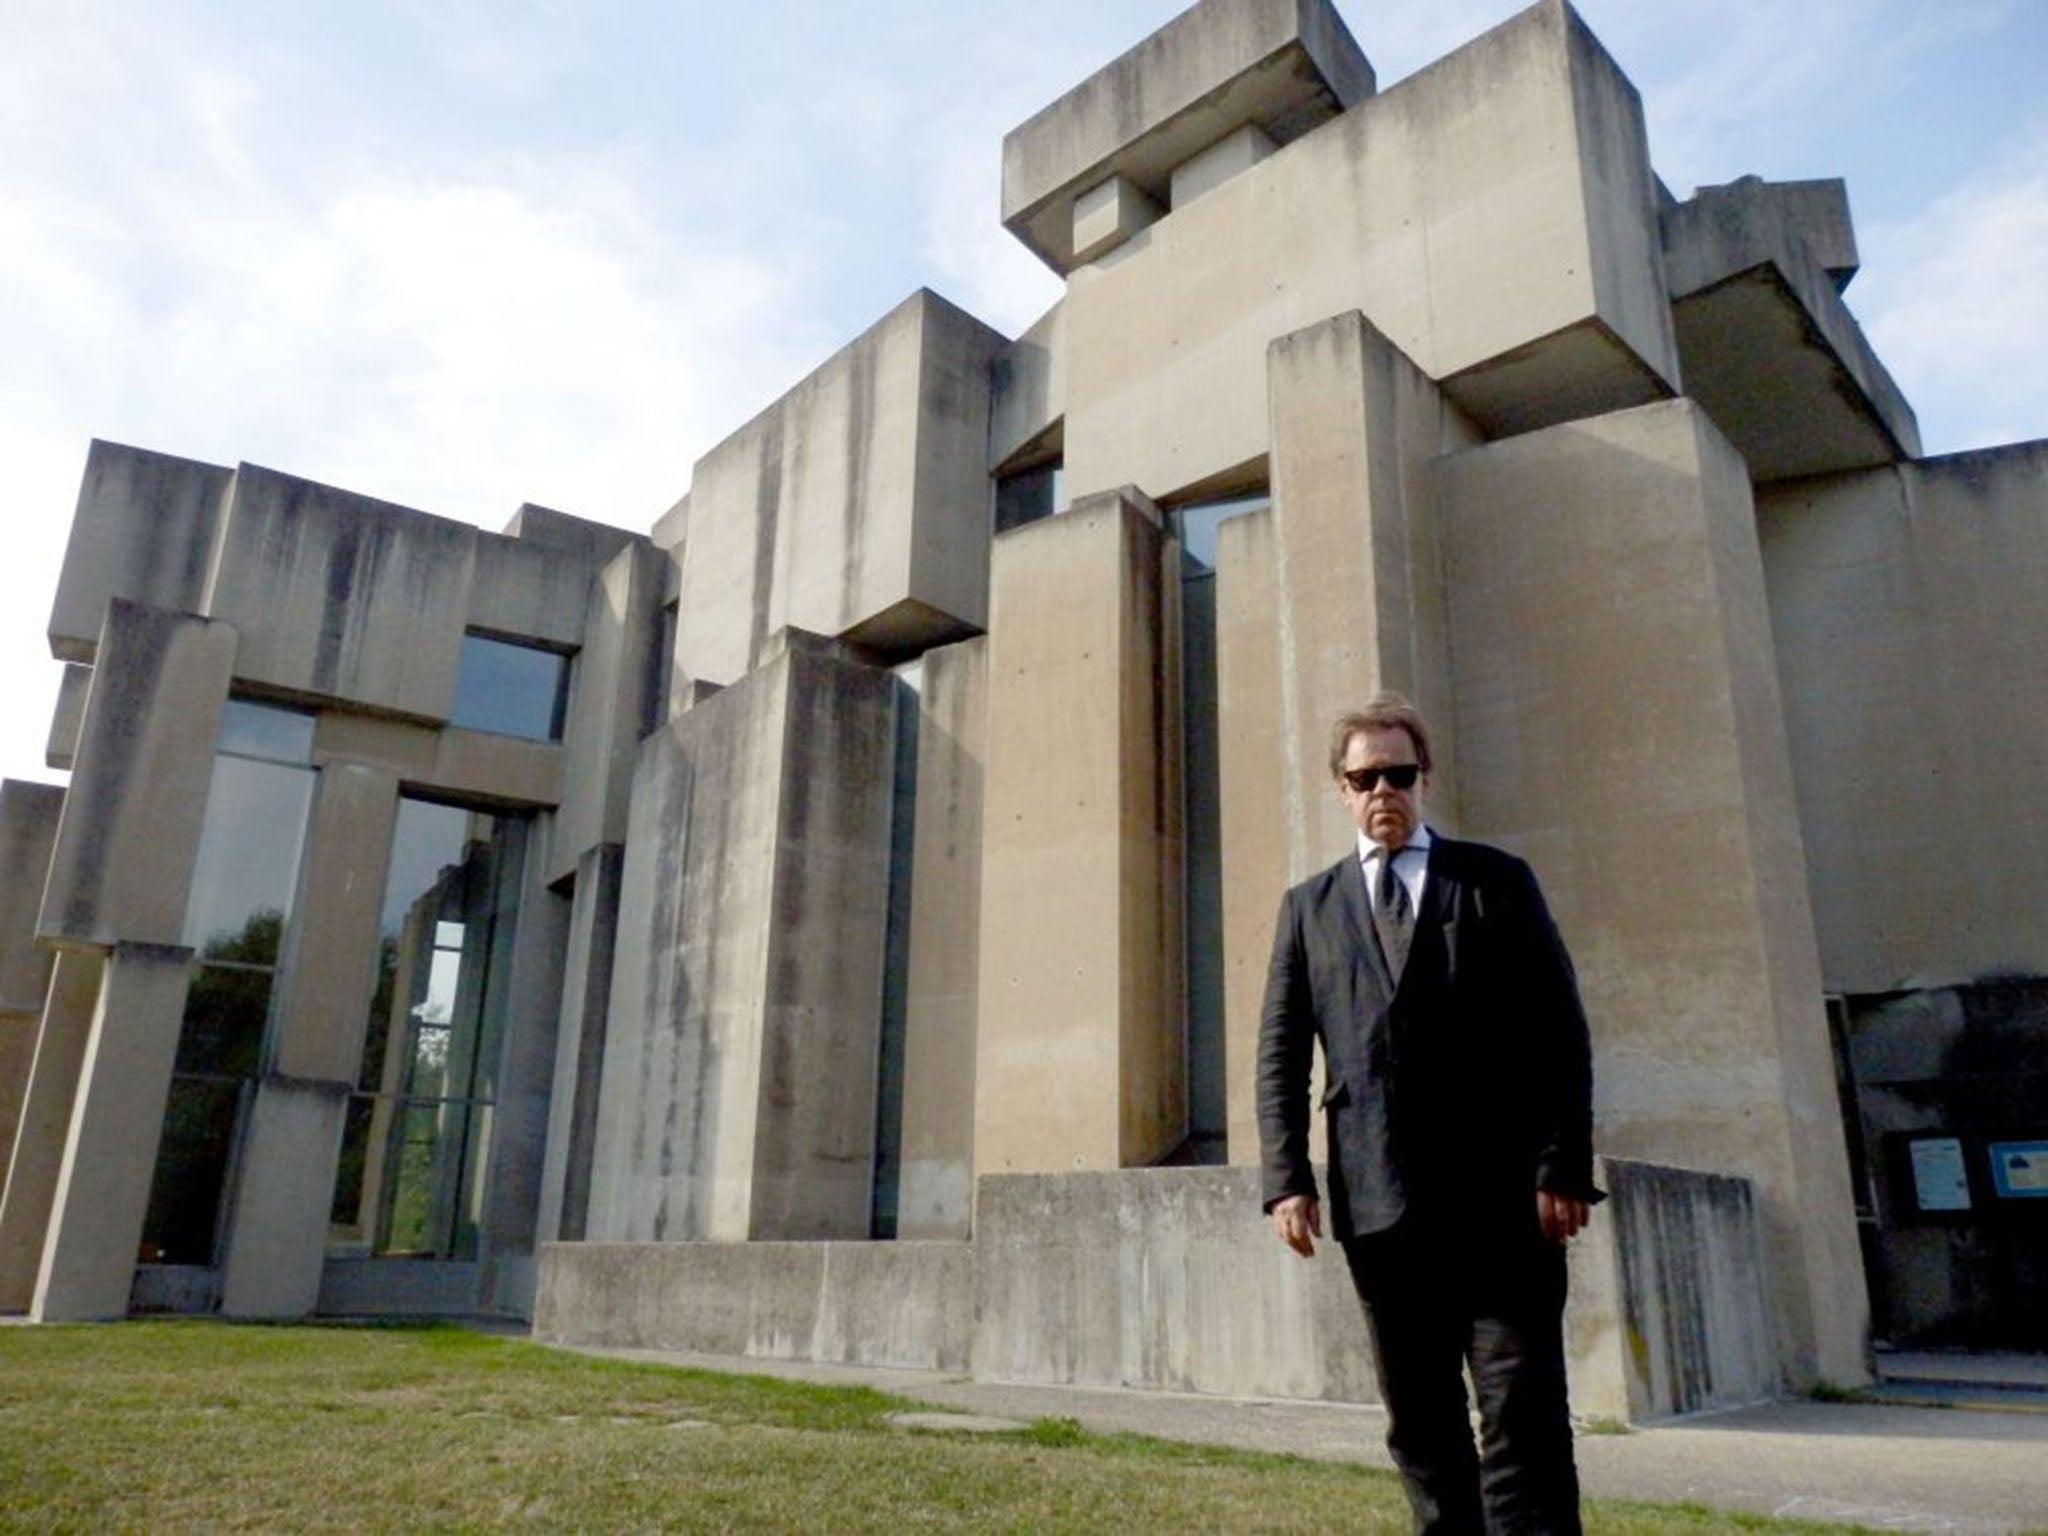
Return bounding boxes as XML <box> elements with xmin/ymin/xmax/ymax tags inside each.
<box><xmin>47</xmin><ymin>441</ymin><xmax>231</xmax><ymax>664</ymax></box>
<box><xmin>674</xmin><ymin>290</ymin><xmax>1006</xmax><ymax>688</ymax></box>
<box><xmin>318</xmin><ymin>1259</ymin><xmax>480</xmax><ymax>1316</ymax></box>
<box><xmin>989</xmin><ymin>301</ymin><xmax>1065</xmax><ymax>475</ymax></box>
<box><xmin>0</xmin><ymin>782</ymin><xmax>64</xmax><ymax>1016</ymax></box>
<box><xmin>468</xmin><ymin>530</ymin><xmax>593</xmax><ymax>650</ymax></box>
<box><xmin>268</xmin><ymin>764</ymin><xmax>400</xmax><ymax>1084</ymax></box>
<box><xmin>589</xmin><ymin>640</ymin><xmax>899</xmax><ymax>1241</ymax></box>
<box><xmin>536</xmin><ymin>844</ymin><xmax>625</xmax><ymax>1245</ymax></box>
<box><xmin>204</xmin><ymin>463</ymin><xmax>477</xmax><ymax>720</ymax></box>
<box><xmin>501</xmin><ymin>502</ymin><xmax>642</xmax><ymax>567</ymax></box>
<box><xmin>32</xmin><ymin>942</ymin><xmax>193</xmax><ymax>1321</ymax></box>
<box><xmin>533</xmin><ymin>1239</ymin><xmax>973</xmax><ymax>1373</ymax></box>
<box><xmin>974</xmin><ymin>490</ymin><xmax>1185</xmax><ymax>1174</ymax></box>
<box><xmin>1072</xmin><ymin>175</ymin><xmax>1161</xmax><ymax>265</ymax></box>
<box><xmin>310</xmin><ymin>714</ymin><xmax>564</xmax><ymax>811</ymax></box>
<box><xmin>0</xmin><ymin>952</ymin><xmax>102</xmax><ymax>1311</ymax></box>
<box><xmin>44</xmin><ymin>666</ymin><xmax>89</xmax><ymax>771</ymax></box>
<box><xmin>217</xmin><ymin>1081</ymin><xmax>350</xmax><ymax>1318</ymax></box>
<box><xmin>1002</xmin><ymin>0</ymin><xmax>1373</xmax><ymax>273</ymax></box>
<box><xmin>1758</xmin><ymin>441</ymin><xmax>2048</xmax><ymax>991</ymax></box>
<box><xmin>1170</xmin><ymin>122</ymin><xmax>1274</xmax><ymax>208</ymax></box>
<box><xmin>1434</xmin><ymin>398</ymin><xmax>1867</xmax><ymax>1391</ymax></box>
<box><xmin>38</xmin><ymin>602</ymin><xmax>236</xmax><ymax>949</ymax></box>
<box><xmin>1060</xmin><ymin>0</ymin><xmax>1677</xmax><ymax>504</ymax></box>
<box><xmin>897</xmin><ymin>638</ymin><xmax>986</xmax><ymax>1238</ymax></box>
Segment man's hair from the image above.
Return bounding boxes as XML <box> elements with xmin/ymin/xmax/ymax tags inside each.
<box><xmin>1329</xmin><ymin>694</ymin><xmax>1434</xmax><ymax>778</ymax></box>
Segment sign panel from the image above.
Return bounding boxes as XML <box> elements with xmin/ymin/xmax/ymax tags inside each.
<box><xmin>1908</xmin><ymin>1137</ymin><xmax>1971</xmax><ymax>1212</ymax></box>
<box><xmin>1989</xmin><ymin>1141</ymin><xmax>2048</xmax><ymax>1199</ymax></box>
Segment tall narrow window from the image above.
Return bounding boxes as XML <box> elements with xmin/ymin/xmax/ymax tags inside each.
<box><xmin>140</xmin><ymin>700</ymin><xmax>316</xmax><ymax>1266</ymax></box>
<box><xmin>328</xmin><ymin>799</ymin><xmax>527</xmax><ymax>1260</ymax></box>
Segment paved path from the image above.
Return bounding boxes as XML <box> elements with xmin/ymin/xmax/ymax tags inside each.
<box><xmin>542</xmin><ymin>1341</ymin><xmax>2048</xmax><ymax>1534</ymax></box>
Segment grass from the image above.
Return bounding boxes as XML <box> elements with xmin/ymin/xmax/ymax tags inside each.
<box><xmin>0</xmin><ymin>1321</ymin><xmax>1869</xmax><ymax>1533</ymax></box>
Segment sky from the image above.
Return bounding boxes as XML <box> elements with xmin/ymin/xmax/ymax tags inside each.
<box><xmin>3</xmin><ymin>0</ymin><xmax>2044</xmax><ymax>788</ymax></box>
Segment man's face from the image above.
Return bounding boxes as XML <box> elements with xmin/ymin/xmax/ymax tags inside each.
<box><xmin>1338</xmin><ymin>726</ymin><xmax>1427</xmax><ymax>850</ymax></box>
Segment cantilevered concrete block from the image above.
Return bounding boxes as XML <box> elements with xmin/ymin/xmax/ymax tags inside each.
<box><xmin>38</xmin><ymin>602</ymin><xmax>235</xmax><ymax>950</ymax></box>
<box><xmin>203</xmin><ymin>464</ymin><xmax>477</xmax><ymax>720</ymax></box>
<box><xmin>674</xmin><ymin>291</ymin><xmax>1008</xmax><ymax>687</ymax></box>
<box><xmin>589</xmin><ymin>636</ymin><xmax>899</xmax><ymax>1242</ymax></box>
<box><xmin>1434</xmin><ymin>398</ymin><xmax>1866</xmax><ymax>1391</ymax></box>
<box><xmin>1170</xmin><ymin>122</ymin><xmax>1275</xmax><ymax>208</ymax></box>
<box><xmin>0</xmin><ymin>952</ymin><xmax>103</xmax><ymax>1312</ymax></box>
<box><xmin>32</xmin><ymin>942</ymin><xmax>192</xmax><ymax>1321</ymax></box>
<box><xmin>1002</xmin><ymin>0</ymin><xmax>1373</xmax><ymax>274</ymax></box>
<box><xmin>47</xmin><ymin>441</ymin><xmax>232</xmax><ymax>664</ymax></box>
<box><xmin>1758</xmin><ymin>441</ymin><xmax>2048</xmax><ymax>993</ymax></box>
<box><xmin>974</xmin><ymin>490</ymin><xmax>1185</xmax><ymax>1174</ymax></box>
<box><xmin>0</xmin><ymin>782</ymin><xmax>64</xmax><ymax>1017</ymax></box>
<box><xmin>1058</xmin><ymin>0</ymin><xmax>1677</xmax><ymax>504</ymax></box>
<box><xmin>897</xmin><ymin>637</ymin><xmax>986</xmax><ymax>1238</ymax></box>
<box><xmin>1071</xmin><ymin>175</ymin><xmax>1162</xmax><ymax>265</ymax></box>
<box><xmin>1663</xmin><ymin>176</ymin><xmax>1916</xmax><ymax>480</ymax></box>
<box><xmin>989</xmin><ymin>301</ymin><xmax>1066</xmax><ymax>475</ymax></box>
<box><xmin>44</xmin><ymin>666</ymin><xmax>89</xmax><ymax>772</ymax></box>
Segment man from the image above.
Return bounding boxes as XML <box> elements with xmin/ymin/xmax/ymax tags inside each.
<box><xmin>1258</xmin><ymin>695</ymin><xmax>1599</xmax><ymax>1535</ymax></box>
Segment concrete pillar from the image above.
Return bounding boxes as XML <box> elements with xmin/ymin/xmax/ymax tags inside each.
<box><xmin>897</xmin><ymin>637</ymin><xmax>986</xmax><ymax>1237</ymax></box>
<box><xmin>0</xmin><ymin>781</ymin><xmax>66</xmax><ymax>1199</ymax></box>
<box><xmin>0</xmin><ymin>951</ymin><xmax>103</xmax><ymax>1312</ymax></box>
<box><xmin>974</xmin><ymin>489</ymin><xmax>1185</xmax><ymax>1175</ymax></box>
<box><xmin>32</xmin><ymin>942</ymin><xmax>193</xmax><ymax>1321</ymax></box>
<box><xmin>1433</xmin><ymin>398</ymin><xmax>1868</xmax><ymax>1390</ymax></box>
<box><xmin>536</xmin><ymin>843</ymin><xmax>625</xmax><ymax>1246</ymax></box>
<box><xmin>589</xmin><ymin>633</ymin><xmax>899</xmax><ymax>1242</ymax></box>
<box><xmin>217</xmin><ymin>763</ymin><xmax>399</xmax><ymax>1318</ymax></box>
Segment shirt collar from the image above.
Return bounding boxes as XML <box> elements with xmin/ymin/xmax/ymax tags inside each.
<box><xmin>1357</xmin><ymin>824</ymin><xmax>1433</xmax><ymax>868</ymax></box>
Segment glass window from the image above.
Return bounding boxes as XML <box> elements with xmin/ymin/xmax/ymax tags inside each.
<box><xmin>216</xmin><ymin>699</ymin><xmax>314</xmax><ymax>764</ymax></box>
<box><xmin>181</xmin><ymin>755</ymin><xmax>315</xmax><ymax>960</ymax></box>
<box><xmin>1171</xmin><ymin>491</ymin><xmax>1269</xmax><ymax>573</ymax></box>
<box><xmin>995</xmin><ymin>461</ymin><xmax>1063</xmax><ymax>533</ymax></box>
<box><xmin>449</xmin><ymin>632</ymin><xmax>569</xmax><ymax>741</ymax></box>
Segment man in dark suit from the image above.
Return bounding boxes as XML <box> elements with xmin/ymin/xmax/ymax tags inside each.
<box><xmin>1258</xmin><ymin>695</ymin><xmax>1599</xmax><ymax>1535</ymax></box>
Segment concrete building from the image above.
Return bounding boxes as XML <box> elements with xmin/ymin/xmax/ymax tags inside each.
<box><xmin>4</xmin><ymin>0</ymin><xmax>2042</xmax><ymax>1419</ymax></box>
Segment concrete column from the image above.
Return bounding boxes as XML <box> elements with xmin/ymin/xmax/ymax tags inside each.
<box><xmin>1434</xmin><ymin>398</ymin><xmax>1868</xmax><ymax>1390</ymax></box>
<box><xmin>0</xmin><ymin>781</ymin><xmax>66</xmax><ymax>1200</ymax></box>
<box><xmin>974</xmin><ymin>489</ymin><xmax>1185</xmax><ymax>1175</ymax></box>
<box><xmin>589</xmin><ymin>633</ymin><xmax>899</xmax><ymax>1242</ymax></box>
<box><xmin>0</xmin><ymin>950</ymin><xmax>103</xmax><ymax>1312</ymax></box>
<box><xmin>897</xmin><ymin>637</ymin><xmax>986</xmax><ymax>1237</ymax></box>
<box><xmin>32</xmin><ymin>942</ymin><xmax>193</xmax><ymax>1321</ymax></box>
<box><xmin>217</xmin><ymin>764</ymin><xmax>400</xmax><ymax>1318</ymax></box>
<box><xmin>535</xmin><ymin>843</ymin><xmax>625</xmax><ymax>1246</ymax></box>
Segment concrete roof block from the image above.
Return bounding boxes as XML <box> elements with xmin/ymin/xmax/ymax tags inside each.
<box><xmin>470</xmin><ymin>531</ymin><xmax>592</xmax><ymax>650</ymax></box>
<box><xmin>48</xmin><ymin>440</ymin><xmax>233</xmax><ymax>665</ymax></box>
<box><xmin>1664</xmin><ymin>176</ymin><xmax>1860</xmax><ymax>297</ymax></box>
<box><xmin>0</xmin><ymin>780</ymin><xmax>65</xmax><ymax>1015</ymax></box>
<box><xmin>205</xmin><ymin>463</ymin><xmax>479</xmax><ymax>720</ymax></box>
<box><xmin>45</xmin><ymin>665</ymin><xmax>90</xmax><ymax>772</ymax></box>
<box><xmin>1002</xmin><ymin>0</ymin><xmax>1373</xmax><ymax>274</ymax></box>
<box><xmin>501</xmin><ymin>502</ymin><xmax>644</xmax><ymax>567</ymax></box>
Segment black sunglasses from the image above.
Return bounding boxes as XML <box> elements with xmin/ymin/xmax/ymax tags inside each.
<box><xmin>1342</xmin><ymin>764</ymin><xmax>1421</xmax><ymax>793</ymax></box>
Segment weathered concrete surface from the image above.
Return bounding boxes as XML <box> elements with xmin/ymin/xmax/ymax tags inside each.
<box><xmin>38</xmin><ymin>602</ymin><xmax>235</xmax><ymax>950</ymax></box>
<box><xmin>1170</xmin><ymin>122</ymin><xmax>1275</xmax><ymax>209</ymax></box>
<box><xmin>318</xmin><ymin>1259</ymin><xmax>480</xmax><ymax>1316</ymax></box>
<box><xmin>989</xmin><ymin>301</ymin><xmax>1065</xmax><ymax>474</ymax></box>
<box><xmin>1072</xmin><ymin>175</ymin><xmax>1162</xmax><ymax>266</ymax></box>
<box><xmin>1054</xmin><ymin>0</ymin><xmax>1676</xmax><ymax>503</ymax></box>
<box><xmin>1663</xmin><ymin>176</ymin><xmax>1918</xmax><ymax>481</ymax></box>
<box><xmin>46</xmin><ymin>441</ymin><xmax>232</xmax><ymax>663</ymax></box>
<box><xmin>43</xmin><ymin>666</ymin><xmax>89</xmax><ymax>771</ymax></box>
<box><xmin>536</xmin><ymin>843</ymin><xmax>625</xmax><ymax>1246</ymax></box>
<box><xmin>1758</xmin><ymin>442</ymin><xmax>2048</xmax><ymax>992</ymax></box>
<box><xmin>0</xmin><ymin>952</ymin><xmax>102</xmax><ymax>1311</ymax></box>
<box><xmin>897</xmin><ymin>638</ymin><xmax>986</xmax><ymax>1238</ymax></box>
<box><xmin>674</xmin><ymin>291</ymin><xmax>1006</xmax><ymax>689</ymax></box>
<box><xmin>1435</xmin><ymin>399</ymin><xmax>1867</xmax><ymax>1392</ymax></box>
<box><xmin>217</xmin><ymin>1081</ymin><xmax>350</xmax><ymax>1318</ymax></box>
<box><xmin>589</xmin><ymin>637</ymin><xmax>899</xmax><ymax>1242</ymax></box>
<box><xmin>974</xmin><ymin>491</ymin><xmax>1185</xmax><ymax>1175</ymax></box>
<box><xmin>534</xmin><ymin>1240</ymin><xmax>973</xmax><ymax>1373</ymax></box>
<box><xmin>0</xmin><ymin>782</ymin><xmax>64</xmax><ymax>1018</ymax></box>
<box><xmin>310</xmin><ymin>714</ymin><xmax>563</xmax><ymax>811</ymax></box>
<box><xmin>1001</xmin><ymin>0</ymin><xmax>1373</xmax><ymax>273</ymax></box>
<box><xmin>32</xmin><ymin>942</ymin><xmax>192</xmax><ymax>1321</ymax></box>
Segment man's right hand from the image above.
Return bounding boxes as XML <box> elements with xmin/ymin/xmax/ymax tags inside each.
<box><xmin>1270</xmin><ymin>1194</ymin><xmax>1322</xmax><ymax>1257</ymax></box>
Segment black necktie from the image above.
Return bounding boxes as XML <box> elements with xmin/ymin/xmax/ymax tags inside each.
<box><xmin>1374</xmin><ymin>849</ymin><xmax>1413</xmax><ymax>983</ymax></box>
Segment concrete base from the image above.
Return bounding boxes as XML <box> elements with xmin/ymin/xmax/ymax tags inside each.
<box><xmin>536</xmin><ymin>1160</ymin><xmax>1775</xmax><ymax>1422</ymax></box>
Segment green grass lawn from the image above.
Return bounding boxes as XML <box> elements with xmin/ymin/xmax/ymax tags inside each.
<box><xmin>0</xmin><ymin>1321</ymin><xmax>1858</xmax><ymax>1533</ymax></box>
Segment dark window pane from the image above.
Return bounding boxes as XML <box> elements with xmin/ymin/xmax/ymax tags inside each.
<box><xmin>449</xmin><ymin>633</ymin><xmax>568</xmax><ymax>741</ymax></box>
<box><xmin>330</xmin><ymin>1094</ymin><xmax>377</xmax><ymax>1227</ymax></box>
<box><xmin>139</xmin><ymin>1078</ymin><xmax>245</xmax><ymax>1265</ymax></box>
<box><xmin>1172</xmin><ymin>492</ymin><xmax>1269</xmax><ymax>572</ymax></box>
<box><xmin>175</xmin><ymin>964</ymin><xmax>272</xmax><ymax>1077</ymax></box>
<box><xmin>182</xmin><ymin>756</ymin><xmax>315</xmax><ymax>956</ymax></box>
<box><xmin>995</xmin><ymin>462</ymin><xmax>1062</xmax><ymax>533</ymax></box>
<box><xmin>217</xmin><ymin>700</ymin><xmax>314</xmax><ymax>764</ymax></box>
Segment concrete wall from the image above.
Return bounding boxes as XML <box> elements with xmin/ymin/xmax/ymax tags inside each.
<box><xmin>897</xmin><ymin>638</ymin><xmax>986</xmax><ymax>1238</ymax></box>
<box><xmin>1052</xmin><ymin>0</ymin><xmax>1676</xmax><ymax>504</ymax></box>
<box><xmin>534</xmin><ymin>1240</ymin><xmax>973</xmax><ymax>1372</ymax></box>
<box><xmin>0</xmin><ymin>781</ymin><xmax>64</xmax><ymax>1018</ymax></box>
<box><xmin>1434</xmin><ymin>398</ymin><xmax>1867</xmax><ymax>1390</ymax></box>
<box><xmin>1758</xmin><ymin>443</ymin><xmax>2048</xmax><ymax>993</ymax></box>
<box><xmin>589</xmin><ymin>635</ymin><xmax>899</xmax><ymax>1242</ymax></box>
<box><xmin>673</xmin><ymin>291</ymin><xmax>1006</xmax><ymax>688</ymax></box>
<box><xmin>974</xmin><ymin>491</ymin><xmax>1185</xmax><ymax>1175</ymax></box>
<box><xmin>536</xmin><ymin>843</ymin><xmax>625</xmax><ymax>1246</ymax></box>
<box><xmin>0</xmin><ymin>952</ymin><xmax>102</xmax><ymax>1311</ymax></box>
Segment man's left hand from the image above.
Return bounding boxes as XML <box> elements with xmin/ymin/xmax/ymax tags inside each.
<box><xmin>1537</xmin><ymin>1189</ymin><xmax>1589</xmax><ymax>1244</ymax></box>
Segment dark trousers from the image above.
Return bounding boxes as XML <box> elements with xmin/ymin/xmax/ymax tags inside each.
<box><xmin>1342</xmin><ymin>1209</ymin><xmax>1581</xmax><ymax>1536</ymax></box>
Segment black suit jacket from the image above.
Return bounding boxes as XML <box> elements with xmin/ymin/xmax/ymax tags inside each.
<box><xmin>1256</xmin><ymin>835</ymin><xmax>1597</xmax><ymax>1242</ymax></box>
